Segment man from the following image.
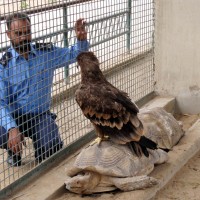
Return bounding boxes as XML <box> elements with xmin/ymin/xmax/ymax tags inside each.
<box><xmin>0</xmin><ymin>12</ymin><xmax>89</xmax><ymax>166</ymax></box>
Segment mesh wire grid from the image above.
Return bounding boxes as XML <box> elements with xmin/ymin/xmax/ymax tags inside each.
<box><xmin>0</xmin><ymin>0</ymin><xmax>155</xmax><ymax>190</ymax></box>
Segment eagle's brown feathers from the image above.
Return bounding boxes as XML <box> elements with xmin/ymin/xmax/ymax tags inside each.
<box><xmin>75</xmin><ymin>52</ymin><xmax>157</xmax><ymax>157</ymax></box>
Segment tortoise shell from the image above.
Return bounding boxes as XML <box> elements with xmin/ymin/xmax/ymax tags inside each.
<box><xmin>139</xmin><ymin>107</ymin><xmax>184</xmax><ymax>149</ymax></box>
<box><xmin>67</xmin><ymin>140</ymin><xmax>167</xmax><ymax>178</ymax></box>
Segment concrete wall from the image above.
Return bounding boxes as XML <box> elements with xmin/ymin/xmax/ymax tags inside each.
<box><xmin>155</xmin><ymin>0</ymin><xmax>200</xmax><ymax>114</ymax></box>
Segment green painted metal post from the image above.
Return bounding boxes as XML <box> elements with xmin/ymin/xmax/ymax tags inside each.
<box><xmin>126</xmin><ymin>0</ymin><xmax>132</xmax><ymax>52</ymax></box>
<box><xmin>63</xmin><ymin>4</ymin><xmax>69</xmax><ymax>84</ymax></box>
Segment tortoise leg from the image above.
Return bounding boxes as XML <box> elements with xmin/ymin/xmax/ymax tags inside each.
<box><xmin>109</xmin><ymin>175</ymin><xmax>158</xmax><ymax>191</ymax></box>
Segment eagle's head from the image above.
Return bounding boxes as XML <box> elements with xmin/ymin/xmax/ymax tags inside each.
<box><xmin>77</xmin><ymin>51</ymin><xmax>105</xmax><ymax>81</ymax></box>
<box><xmin>77</xmin><ymin>51</ymin><xmax>100</xmax><ymax>71</ymax></box>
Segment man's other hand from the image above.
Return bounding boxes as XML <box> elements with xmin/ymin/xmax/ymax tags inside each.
<box><xmin>8</xmin><ymin>128</ymin><xmax>24</xmax><ymax>155</ymax></box>
<box><xmin>75</xmin><ymin>18</ymin><xmax>87</xmax><ymax>41</ymax></box>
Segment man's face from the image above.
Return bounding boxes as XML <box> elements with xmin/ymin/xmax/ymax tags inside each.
<box><xmin>7</xmin><ymin>18</ymin><xmax>32</xmax><ymax>53</ymax></box>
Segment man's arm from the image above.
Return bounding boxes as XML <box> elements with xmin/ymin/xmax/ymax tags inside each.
<box><xmin>0</xmin><ymin>65</ymin><xmax>22</xmax><ymax>154</ymax></box>
<box><xmin>0</xmin><ymin>65</ymin><xmax>17</xmax><ymax>131</ymax></box>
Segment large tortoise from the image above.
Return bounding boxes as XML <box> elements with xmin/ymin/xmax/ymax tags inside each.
<box><xmin>65</xmin><ymin>141</ymin><xmax>168</xmax><ymax>194</ymax></box>
<box><xmin>65</xmin><ymin>107</ymin><xmax>184</xmax><ymax>194</ymax></box>
<box><xmin>139</xmin><ymin>107</ymin><xmax>184</xmax><ymax>149</ymax></box>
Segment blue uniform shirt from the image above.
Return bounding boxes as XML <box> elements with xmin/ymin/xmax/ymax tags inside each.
<box><xmin>0</xmin><ymin>40</ymin><xmax>89</xmax><ymax>132</ymax></box>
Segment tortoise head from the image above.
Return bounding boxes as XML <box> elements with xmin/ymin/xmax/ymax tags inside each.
<box><xmin>65</xmin><ymin>171</ymin><xmax>101</xmax><ymax>194</ymax></box>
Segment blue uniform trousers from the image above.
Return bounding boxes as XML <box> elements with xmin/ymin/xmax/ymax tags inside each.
<box><xmin>0</xmin><ymin>112</ymin><xmax>63</xmax><ymax>161</ymax></box>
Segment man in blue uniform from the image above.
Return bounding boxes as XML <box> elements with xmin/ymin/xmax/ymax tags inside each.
<box><xmin>0</xmin><ymin>12</ymin><xmax>89</xmax><ymax>166</ymax></box>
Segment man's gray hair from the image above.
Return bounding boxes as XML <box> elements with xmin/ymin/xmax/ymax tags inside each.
<box><xmin>6</xmin><ymin>12</ymin><xmax>31</xmax><ymax>30</ymax></box>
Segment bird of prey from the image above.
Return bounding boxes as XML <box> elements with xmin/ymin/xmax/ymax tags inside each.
<box><xmin>75</xmin><ymin>51</ymin><xmax>157</xmax><ymax>157</ymax></box>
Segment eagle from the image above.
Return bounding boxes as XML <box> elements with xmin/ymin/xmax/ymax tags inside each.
<box><xmin>75</xmin><ymin>51</ymin><xmax>157</xmax><ymax>157</ymax></box>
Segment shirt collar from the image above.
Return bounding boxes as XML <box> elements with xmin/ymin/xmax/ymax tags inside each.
<box><xmin>9</xmin><ymin>43</ymin><xmax>37</xmax><ymax>59</ymax></box>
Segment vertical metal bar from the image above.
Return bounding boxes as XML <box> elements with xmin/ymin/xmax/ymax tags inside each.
<box><xmin>152</xmin><ymin>0</ymin><xmax>156</xmax><ymax>90</ymax></box>
<box><xmin>152</xmin><ymin>0</ymin><xmax>155</xmax><ymax>58</ymax></box>
<box><xmin>126</xmin><ymin>0</ymin><xmax>132</xmax><ymax>52</ymax></box>
<box><xmin>63</xmin><ymin>4</ymin><xmax>70</xmax><ymax>84</ymax></box>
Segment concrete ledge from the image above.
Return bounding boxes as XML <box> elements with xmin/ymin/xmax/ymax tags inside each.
<box><xmin>141</xmin><ymin>95</ymin><xmax>175</xmax><ymax>114</ymax></box>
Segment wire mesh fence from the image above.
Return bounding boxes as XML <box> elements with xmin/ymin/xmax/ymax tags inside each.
<box><xmin>0</xmin><ymin>0</ymin><xmax>155</xmax><ymax>190</ymax></box>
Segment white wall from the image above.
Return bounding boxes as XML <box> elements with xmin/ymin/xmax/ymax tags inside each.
<box><xmin>155</xmin><ymin>0</ymin><xmax>200</xmax><ymax>114</ymax></box>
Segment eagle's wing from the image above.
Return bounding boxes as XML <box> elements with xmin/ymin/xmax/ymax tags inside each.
<box><xmin>75</xmin><ymin>82</ymin><xmax>143</xmax><ymax>142</ymax></box>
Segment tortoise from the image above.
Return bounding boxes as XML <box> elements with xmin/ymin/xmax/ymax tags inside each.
<box><xmin>65</xmin><ymin>140</ymin><xmax>168</xmax><ymax>194</ymax></box>
<box><xmin>65</xmin><ymin>107</ymin><xmax>184</xmax><ymax>194</ymax></box>
<box><xmin>138</xmin><ymin>107</ymin><xmax>184</xmax><ymax>150</ymax></box>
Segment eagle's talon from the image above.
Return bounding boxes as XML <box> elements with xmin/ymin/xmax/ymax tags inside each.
<box><xmin>90</xmin><ymin>136</ymin><xmax>109</xmax><ymax>146</ymax></box>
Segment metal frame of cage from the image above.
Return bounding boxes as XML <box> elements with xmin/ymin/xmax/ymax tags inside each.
<box><xmin>0</xmin><ymin>0</ymin><xmax>155</xmax><ymax>196</ymax></box>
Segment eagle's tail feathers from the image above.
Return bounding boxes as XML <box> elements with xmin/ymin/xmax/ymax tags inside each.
<box><xmin>130</xmin><ymin>142</ymin><xmax>143</xmax><ymax>157</ymax></box>
<box><xmin>130</xmin><ymin>142</ymin><xmax>149</xmax><ymax>157</ymax></box>
<box><xmin>139</xmin><ymin>136</ymin><xmax>157</xmax><ymax>150</ymax></box>
<box><xmin>141</xmin><ymin>145</ymin><xmax>150</xmax><ymax>157</ymax></box>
